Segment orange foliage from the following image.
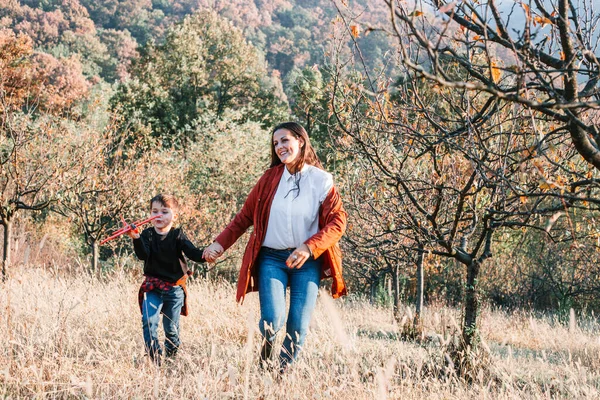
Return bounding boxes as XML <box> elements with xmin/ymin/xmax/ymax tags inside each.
<box><xmin>0</xmin><ymin>29</ymin><xmax>35</xmax><ymax>112</ymax></box>
<box><xmin>31</xmin><ymin>53</ymin><xmax>90</xmax><ymax>112</ymax></box>
<box><xmin>11</xmin><ymin>0</ymin><xmax>96</xmax><ymax>46</ymax></box>
<box><xmin>0</xmin><ymin>29</ymin><xmax>90</xmax><ymax>114</ymax></box>
<box><xmin>490</xmin><ymin>60</ymin><xmax>502</xmax><ymax>84</ymax></box>
<box><xmin>533</xmin><ymin>16</ymin><xmax>553</xmax><ymax>27</ymax></box>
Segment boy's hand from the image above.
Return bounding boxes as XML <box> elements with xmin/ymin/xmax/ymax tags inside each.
<box><xmin>125</xmin><ymin>223</ymin><xmax>140</xmax><ymax>239</ymax></box>
<box><xmin>203</xmin><ymin>242</ymin><xmax>224</xmax><ymax>262</ymax></box>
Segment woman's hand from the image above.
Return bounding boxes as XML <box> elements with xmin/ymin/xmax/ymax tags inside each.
<box><xmin>286</xmin><ymin>244</ymin><xmax>312</xmax><ymax>269</ymax></box>
<box><xmin>203</xmin><ymin>242</ymin><xmax>224</xmax><ymax>262</ymax></box>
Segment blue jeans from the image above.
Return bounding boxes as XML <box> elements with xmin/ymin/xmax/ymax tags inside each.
<box><xmin>141</xmin><ymin>286</ymin><xmax>184</xmax><ymax>359</ymax></box>
<box><xmin>257</xmin><ymin>247</ymin><xmax>321</xmax><ymax>369</ymax></box>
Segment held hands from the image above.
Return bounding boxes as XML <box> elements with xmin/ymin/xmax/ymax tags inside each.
<box><xmin>203</xmin><ymin>242</ymin><xmax>224</xmax><ymax>262</ymax></box>
<box><xmin>286</xmin><ymin>244</ymin><xmax>311</xmax><ymax>269</ymax></box>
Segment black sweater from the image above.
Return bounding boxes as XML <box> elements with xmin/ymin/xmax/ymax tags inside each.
<box><xmin>133</xmin><ymin>227</ymin><xmax>206</xmax><ymax>283</ymax></box>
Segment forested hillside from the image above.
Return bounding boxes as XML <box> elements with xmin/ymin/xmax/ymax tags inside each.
<box><xmin>0</xmin><ymin>0</ymin><xmax>396</xmax><ymax>285</ymax></box>
<box><xmin>1</xmin><ymin>0</ymin><xmax>389</xmax><ymax>82</ymax></box>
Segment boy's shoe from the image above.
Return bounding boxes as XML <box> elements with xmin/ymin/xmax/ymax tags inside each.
<box><xmin>146</xmin><ymin>348</ymin><xmax>162</xmax><ymax>366</ymax></box>
<box><xmin>143</xmin><ymin>353</ymin><xmax>161</xmax><ymax>367</ymax></box>
<box><xmin>165</xmin><ymin>348</ymin><xmax>178</xmax><ymax>358</ymax></box>
<box><xmin>278</xmin><ymin>361</ymin><xmax>290</xmax><ymax>377</ymax></box>
<box><xmin>153</xmin><ymin>355</ymin><xmax>162</xmax><ymax>367</ymax></box>
<box><xmin>259</xmin><ymin>357</ymin><xmax>276</xmax><ymax>372</ymax></box>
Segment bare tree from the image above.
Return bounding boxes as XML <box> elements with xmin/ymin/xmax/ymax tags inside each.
<box><xmin>0</xmin><ymin>112</ymin><xmax>87</xmax><ymax>280</ymax></box>
<box><xmin>388</xmin><ymin>0</ymin><xmax>599</xmax><ymax>165</ymax></box>
<box><xmin>0</xmin><ymin>30</ymin><xmax>89</xmax><ymax>280</ymax></box>
<box><xmin>330</xmin><ymin>0</ymin><xmax>600</xmax><ymax>361</ymax></box>
<box><xmin>341</xmin><ymin>164</ymin><xmax>425</xmax><ymax>327</ymax></box>
<box><xmin>53</xmin><ymin>112</ymin><xmax>194</xmax><ymax>275</ymax></box>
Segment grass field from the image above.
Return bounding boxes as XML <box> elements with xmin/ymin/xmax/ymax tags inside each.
<box><xmin>1</xmin><ymin>268</ymin><xmax>599</xmax><ymax>399</ymax></box>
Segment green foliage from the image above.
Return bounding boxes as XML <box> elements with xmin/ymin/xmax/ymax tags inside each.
<box><xmin>95</xmin><ymin>29</ymin><xmax>139</xmax><ymax>82</ymax></box>
<box><xmin>184</xmin><ymin>116</ymin><xmax>270</xmax><ymax>273</ymax></box>
<box><xmin>284</xmin><ymin>65</ymin><xmax>353</xmax><ymax>169</ymax></box>
<box><xmin>258</xmin><ymin>5</ymin><xmax>335</xmax><ymax>78</ymax></box>
<box><xmin>186</xmin><ymin>115</ymin><xmax>268</xmax><ymax>212</ymax></box>
<box><xmin>111</xmin><ymin>9</ymin><xmax>289</xmax><ymax>150</ymax></box>
<box><xmin>79</xmin><ymin>0</ymin><xmax>165</xmax><ymax>44</ymax></box>
<box><xmin>285</xmin><ymin>66</ymin><xmax>323</xmax><ymax>134</ymax></box>
<box><xmin>45</xmin><ymin>33</ymin><xmax>108</xmax><ymax>79</ymax></box>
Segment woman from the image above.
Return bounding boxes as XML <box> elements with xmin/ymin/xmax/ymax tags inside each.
<box><xmin>203</xmin><ymin>122</ymin><xmax>347</xmax><ymax>373</ymax></box>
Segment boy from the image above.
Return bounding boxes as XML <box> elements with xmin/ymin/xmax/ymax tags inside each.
<box><xmin>127</xmin><ymin>194</ymin><xmax>213</xmax><ymax>364</ymax></box>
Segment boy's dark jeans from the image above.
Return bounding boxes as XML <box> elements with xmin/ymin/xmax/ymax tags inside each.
<box><xmin>141</xmin><ymin>286</ymin><xmax>184</xmax><ymax>359</ymax></box>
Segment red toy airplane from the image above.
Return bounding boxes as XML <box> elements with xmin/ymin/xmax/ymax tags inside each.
<box><xmin>100</xmin><ymin>215</ymin><xmax>160</xmax><ymax>245</ymax></box>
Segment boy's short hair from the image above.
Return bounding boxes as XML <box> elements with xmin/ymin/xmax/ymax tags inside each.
<box><xmin>150</xmin><ymin>194</ymin><xmax>179</xmax><ymax>212</ymax></box>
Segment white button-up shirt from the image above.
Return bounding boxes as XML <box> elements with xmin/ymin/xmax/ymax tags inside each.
<box><xmin>262</xmin><ymin>164</ymin><xmax>334</xmax><ymax>250</ymax></box>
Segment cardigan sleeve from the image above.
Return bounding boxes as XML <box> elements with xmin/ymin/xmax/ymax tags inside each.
<box><xmin>304</xmin><ymin>186</ymin><xmax>347</xmax><ymax>259</ymax></box>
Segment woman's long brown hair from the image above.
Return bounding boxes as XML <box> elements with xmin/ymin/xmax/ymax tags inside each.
<box><xmin>269</xmin><ymin>122</ymin><xmax>323</xmax><ymax>171</ymax></box>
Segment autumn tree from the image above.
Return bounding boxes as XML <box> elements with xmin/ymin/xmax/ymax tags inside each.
<box><xmin>0</xmin><ymin>30</ymin><xmax>89</xmax><ymax>280</ymax></box>
<box><xmin>483</xmin><ymin>226</ymin><xmax>600</xmax><ymax>311</ymax></box>
<box><xmin>383</xmin><ymin>0</ymin><xmax>600</xmax><ymax>348</ymax></box>
<box><xmin>1</xmin><ymin>0</ymin><xmax>123</xmax><ymax>81</ymax></box>
<box><xmin>341</xmin><ymin>162</ymin><xmax>427</xmax><ymax>326</ymax></box>
<box><xmin>387</xmin><ymin>0</ymin><xmax>599</xmax><ymax>168</ymax></box>
<box><xmin>53</xmin><ymin>118</ymin><xmax>153</xmax><ymax>274</ymax></box>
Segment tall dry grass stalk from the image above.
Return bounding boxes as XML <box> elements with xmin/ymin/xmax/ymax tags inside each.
<box><xmin>1</xmin><ymin>268</ymin><xmax>599</xmax><ymax>399</ymax></box>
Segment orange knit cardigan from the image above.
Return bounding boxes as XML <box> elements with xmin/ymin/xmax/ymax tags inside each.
<box><xmin>214</xmin><ymin>164</ymin><xmax>348</xmax><ymax>303</ymax></box>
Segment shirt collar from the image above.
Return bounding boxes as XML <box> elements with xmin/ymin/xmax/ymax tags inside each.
<box><xmin>283</xmin><ymin>164</ymin><xmax>309</xmax><ymax>181</ymax></box>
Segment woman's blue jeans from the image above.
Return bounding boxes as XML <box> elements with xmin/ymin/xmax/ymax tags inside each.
<box><xmin>257</xmin><ymin>247</ymin><xmax>321</xmax><ymax>369</ymax></box>
<box><xmin>141</xmin><ymin>286</ymin><xmax>184</xmax><ymax>359</ymax></box>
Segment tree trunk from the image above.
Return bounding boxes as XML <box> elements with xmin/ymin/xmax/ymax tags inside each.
<box><xmin>414</xmin><ymin>249</ymin><xmax>425</xmax><ymax>327</ymax></box>
<box><xmin>2</xmin><ymin>220</ymin><xmax>11</xmax><ymax>281</ymax></box>
<box><xmin>391</xmin><ymin>265</ymin><xmax>401</xmax><ymax>322</ymax></box>
<box><xmin>463</xmin><ymin>259</ymin><xmax>481</xmax><ymax>349</ymax></box>
<box><xmin>370</xmin><ymin>280</ymin><xmax>376</xmax><ymax>303</ymax></box>
<box><xmin>91</xmin><ymin>240</ymin><xmax>99</xmax><ymax>276</ymax></box>
<box><xmin>306</xmin><ymin>110</ymin><xmax>312</xmax><ymax>137</ymax></box>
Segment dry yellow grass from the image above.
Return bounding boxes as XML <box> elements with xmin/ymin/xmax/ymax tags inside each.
<box><xmin>1</xmin><ymin>268</ymin><xmax>599</xmax><ymax>399</ymax></box>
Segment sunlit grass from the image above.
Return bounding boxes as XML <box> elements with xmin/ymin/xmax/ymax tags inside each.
<box><xmin>1</xmin><ymin>268</ymin><xmax>599</xmax><ymax>399</ymax></box>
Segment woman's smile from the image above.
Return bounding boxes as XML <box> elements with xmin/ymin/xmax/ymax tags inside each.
<box><xmin>273</xmin><ymin>128</ymin><xmax>303</xmax><ymax>167</ymax></box>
